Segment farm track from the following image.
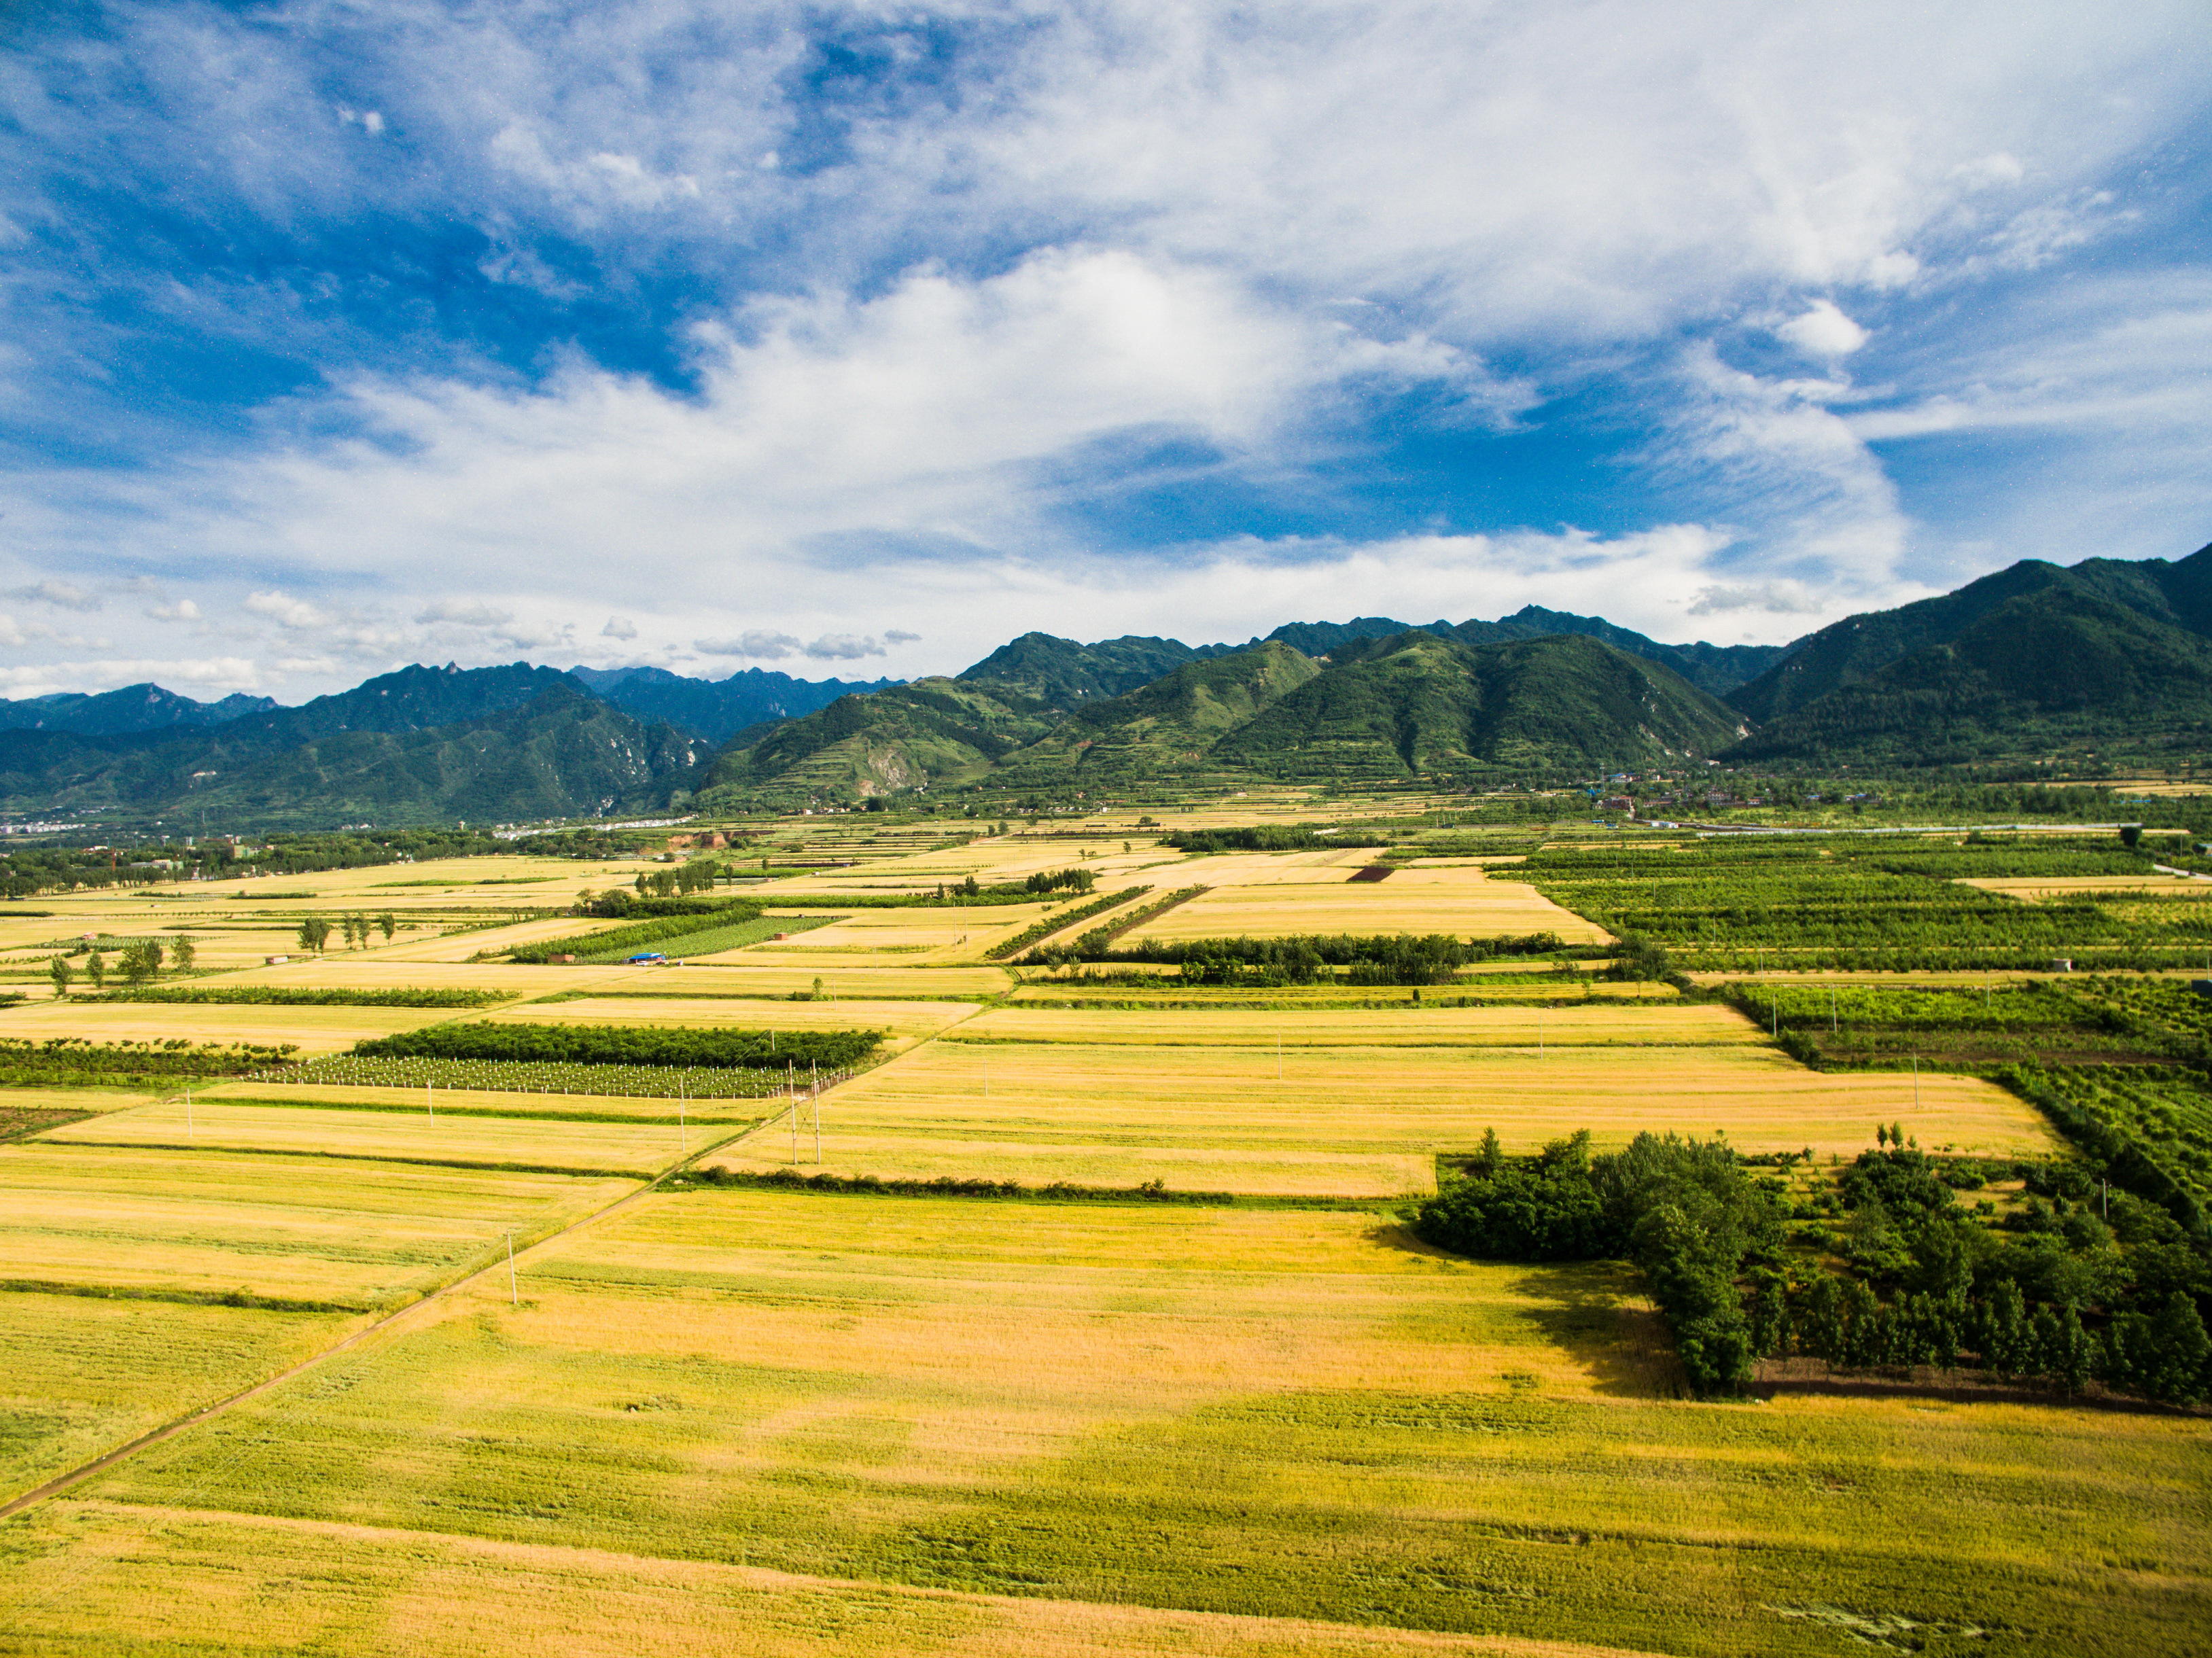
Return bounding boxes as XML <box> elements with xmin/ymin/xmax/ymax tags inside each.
<box><xmin>0</xmin><ymin>1101</ymin><xmax>784</xmax><ymax>1523</ymax></box>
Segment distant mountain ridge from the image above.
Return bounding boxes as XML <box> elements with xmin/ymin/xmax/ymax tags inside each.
<box><xmin>0</xmin><ymin>683</ymin><xmax>277</xmax><ymax>737</ymax></box>
<box><xmin>567</xmin><ymin>665</ymin><xmax>900</xmax><ymax>742</ymax></box>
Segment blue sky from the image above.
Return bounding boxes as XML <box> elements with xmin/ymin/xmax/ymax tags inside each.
<box><xmin>1</xmin><ymin>0</ymin><xmax>2207</xmax><ymax>699</ymax></box>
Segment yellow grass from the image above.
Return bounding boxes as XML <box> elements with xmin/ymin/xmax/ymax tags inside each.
<box><xmin>41</xmin><ymin>1099</ymin><xmax>725</xmax><ymax>1175</ymax></box>
<box><xmin>1123</xmin><ymin>871</ymin><xmax>1609</xmax><ymax>945</ymax></box>
<box><xmin>193</xmin><ymin>1080</ymin><xmax>775</xmax><ymax>1124</ymax></box>
<box><xmin>705</xmin><ymin>1039</ymin><xmax>2049</xmax><ymax>1195</ymax></box>
<box><xmin>0</xmin><ymin>1084</ymin><xmax>164</xmax><ymax>1116</ymax></box>
<box><xmin>1006</xmin><ymin>979</ymin><xmax>1677</xmax><ymax>1004</ymax></box>
<box><xmin>0</xmin><ymin>1142</ymin><xmax>632</xmax><ymax>1305</ymax></box>
<box><xmin>949</xmin><ymin>1004</ymin><xmax>1761</xmax><ymax>1047</ymax></box>
<box><xmin>198</xmin><ymin>959</ymin><xmax>611</xmax><ymax>995</ymax></box>
<box><xmin>0</xmin><ymin>1000</ymin><xmax>453</xmax><ymax>1053</ymax></box>
<box><xmin>578</xmin><ymin>963</ymin><xmax>1014</xmax><ymax>998</ymax></box>
<box><xmin>0</xmin><ymin>1501</ymin><xmax>1668</xmax><ymax>1658</ymax></box>
<box><xmin>369</xmin><ymin>915</ymin><xmax>616</xmax><ymax>962</ymax></box>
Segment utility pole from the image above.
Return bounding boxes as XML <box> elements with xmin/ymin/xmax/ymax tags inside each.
<box><xmin>1912</xmin><ymin>1054</ymin><xmax>1920</xmax><ymax>1111</ymax></box>
<box><xmin>427</xmin><ymin>1082</ymin><xmax>434</xmax><ymax>1118</ymax></box>
<box><xmin>506</xmin><ymin>1232</ymin><xmax>518</xmax><ymax>1308</ymax></box>
<box><xmin>184</xmin><ymin>1087</ymin><xmax>192</xmax><ymax>1135</ymax></box>
<box><xmin>678</xmin><ymin>1080</ymin><xmax>687</xmax><ymax>1155</ymax></box>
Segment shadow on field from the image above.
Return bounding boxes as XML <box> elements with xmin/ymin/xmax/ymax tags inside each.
<box><xmin>1505</xmin><ymin>1261</ymin><xmax>1683</xmax><ymax>1397</ymax></box>
<box><xmin>1362</xmin><ymin>1222</ymin><xmax>1681</xmax><ymax>1397</ymax></box>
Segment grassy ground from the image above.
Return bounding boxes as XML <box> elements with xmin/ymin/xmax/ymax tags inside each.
<box><xmin>37</xmin><ymin>1190</ymin><xmax>2209</xmax><ymax>1658</ymax></box>
<box><xmin>0</xmin><ymin>1000</ymin><xmax>456</xmax><ymax>1053</ymax></box>
<box><xmin>0</xmin><ymin>1144</ymin><xmax>633</xmax><ymax>1307</ymax></box>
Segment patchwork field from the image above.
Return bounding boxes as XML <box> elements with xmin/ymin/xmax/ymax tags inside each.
<box><xmin>486</xmin><ymin>995</ymin><xmax>983</xmax><ymax>1043</ymax></box>
<box><xmin>27</xmin><ymin>1191</ymin><xmax>2204</xmax><ymax>1657</ymax></box>
<box><xmin>0</xmin><ymin>1144</ymin><xmax>632</xmax><ymax>1307</ymax></box>
<box><xmin>41</xmin><ymin>1098</ymin><xmax>723</xmax><ymax>1176</ymax></box>
<box><xmin>706</xmin><ymin>1038</ymin><xmax>2048</xmax><ymax>1194</ymax></box>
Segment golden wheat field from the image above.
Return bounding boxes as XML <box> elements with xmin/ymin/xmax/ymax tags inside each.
<box><xmin>31</xmin><ymin>1190</ymin><xmax>2205</xmax><ymax>1658</ymax></box>
<box><xmin>0</xmin><ymin>1000</ymin><xmax>453</xmax><ymax>1052</ymax></box>
<box><xmin>715</xmin><ymin>901</ymin><xmax>1068</xmax><ymax>962</ymax></box>
<box><xmin>948</xmin><ymin>1004</ymin><xmax>1763</xmax><ymax>1048</ymax></box>
<box><xmin>703</xmin><ymin>1039</ymin><xmax>2050</xmax><ymax>1193</ymax></box>
<box><xmin>40</xmin><ymin>1098</ymin><xmax>722</xmax><ymax>1175</ymax></box>
<box><xmin>0</xmin><ymin>1292</ymin><xmax>354</xmax><ymax>1506</ymax></box>
<box><xmin>1121</xmin><ymin>876</ymin><xmax>1611</xmax><ymax>945</ymax></box>
<box><xmin>0</xmin><ymin>1142</ymin><xmax>631</xmax><ymax>1305</ymax></box>
<box><xmin>195</xmin><ymin>1080</ymin><xmax>774</xmax><ymax>1125</ymax></box>
<box><xmin>485</xmin><ymin>995</ymin><xmax>983</xmax><ymax>1040</ymax></box>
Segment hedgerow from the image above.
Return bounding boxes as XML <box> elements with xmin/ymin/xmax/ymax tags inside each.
<box><xmin>985</xmin><ymin>887</ymin><xmax>1146</xmax><ymax>959</ymax></box>
<box><xmin>80</xmin><ymin>986</ymin><xmax>506</xmax><ymax>1008</ymax></box>
<box><xmin>508</xmin><ymin>902</ymin><xmax>764</xmax><ymax>963</ymax></box>
<box><xmin>352</xmin><ymin>1021</ymin><xmax>878</xmax><ymax>1070</ymax></box>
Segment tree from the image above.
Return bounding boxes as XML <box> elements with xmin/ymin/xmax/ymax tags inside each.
<box><xmin>298</xmin><ymin>918</ymin><xmax>331</xmax><ymax>953</ymax></box>
<box><xmin>48</xmin><ymin>955</ymin><xmax>72</xmax><ymax>998</ymax></box>
<box><xmin>2121</xmin><ymin>824</ymin><xmax>2143</xmax><ymax>849</ymax></box>
<box><xmin>118</xmin><ymin>939</ymin><xmax>161</xmax><ymax>986</ymax></box>
<box><xmin>84</xmin><ymin>949</ymin><xmax>106</xmax><ymax>990</ymax></box>
<box><xmin>377</xmin><ymin>912</ymin><xmax>396</xmax><ymax>941</ymax></box>
<box><xmin>169</xmin><ymin>935</ymin><xmax>196</xmax><ymax>973</ymax></box>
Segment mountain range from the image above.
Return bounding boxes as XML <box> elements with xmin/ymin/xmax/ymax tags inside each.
<box><xmin>1</xmin><ymin>540</ymin><xmax>2204</xmax><ymax>825</ymax></box>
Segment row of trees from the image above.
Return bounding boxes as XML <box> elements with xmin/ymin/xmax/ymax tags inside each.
<box><xmin>296</xmin><ymin>914</ymin><xmax>396</xmax><ymax>952</ymax></box>
<box><xmin>49</xmin><ymin>934</ymin><xmax>196</xmax><ymax>994</ymax></box>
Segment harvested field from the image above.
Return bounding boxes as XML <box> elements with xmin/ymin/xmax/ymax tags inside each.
<box><xmin>713</xmin><ymin>902</ymin><xmax>1068</xmax><ymax>962</ymax></box>
<box><xmin>0</xmin><ymin>1000</ymin><xmax>454</xmax><ymax>1053</ymax></box>
<box><xmin>703</xmin><ymin>1040</ymin><xmax>2050</xmax><ymax>1193</ymax></box>
<box><xmin>1121</xmin><ymin>876</ymin><xmax>1609</xmax><ymax>945</ymax></box>
<box><xmin>0</xmin><ymin>1144</ymin><xmax>631</xmax><ymax>1306</ymax></box>
<box><xmin>39</xmin><ymin>1098</ymin><xmax>724</xmax><ymax>1176</ymax></box>
<box><xmin>485</xmin><ymin>996</ymin><xmax>981</xmax><ymax>1043</ymax></box>
<box><xmin>1006</xmin><ymin>980</ymin><xmax>1678</xmax><ymax>1005</ymax></box>
<box><xmin>57</xmin><ymin>1192</ymin><xmax>2211</xmax><ymax>1658</ymax></box>
<box><xmin>0</xmin><ymin>1292</ymin><xmax>349</xmax><ymax>1505</ymax></box>
<box><xmin>952</xmin><ymin>1004</ymin><xmax>1762</xmax><ymax>1047</ymax></box>
<box><xmin>194</xmin><ymin>1080</ymin><xmax>769</xmax><ymax>1125</ymax></box>
<box><xmin>567</xmin><ymin>964</ymin><xmax>1015</xmax><ymax>998</ymax></box>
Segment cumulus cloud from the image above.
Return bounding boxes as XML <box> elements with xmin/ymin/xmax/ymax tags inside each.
<box><xmin>1774</xmin><ymin>301</ymin><xmax>1870</xmax><ymax>359</ymax></box>
<box><xmin>413</xmin><ymin>598</ymin><xmax>518</xmax><ymax>627</ymax></box>
<box><xmin>244</xmin><ymin>590</ymin><xmax>333</xmax><ymax>629</ymax></box>
<box><xmin>601</xmin><ymin>616</ymin><xmax>638</xmax><ymax>640</ymax></box>
<box><xmin>143</xmin><ymin>598</ymin><xmax>202</xmax><ymax>622</ymax></box>
<box><xmin>883</xmin><ymin>629</ymin><xmax>921</xmax><ymax>644</ymax></box>
<box><xmin>695</xmin><ymin>631</ymin><xmax>801</xmax><ymax>659</ymax></box>
<box><xmin>804</xmin><ymin>633</ymin><xmax>885</xmax><ymax>660</ymax></box>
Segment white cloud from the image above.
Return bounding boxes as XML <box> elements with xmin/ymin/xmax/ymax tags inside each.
<box><xmin>413</xmin><ymin>598</ymin><xmax>517</xmax><ymax>627</ymax></box>
<box><xmin>0</xmin><ymin>656</ymin><xmax>260</xmax><ymax>697</ymax></box>
<box><xmin>7</xmin><ymin>578</ymin><xmax>100</xmax><ymax>611</ymax></box>
<box><xmin>1774</xmin><ymin>301</ymin><xmax>1869</xmax><ymax>359</ymax></box>
<box><xmin>244</xmin><ymin>590</ymin><xmax>332</xmax><ymax>629</ymax></box>
<box><xmin>883</xmin><ymin>629</ymin><xmax>921</xmax><ymax>644</ymax></box>
<box><xmin>1688</xmin><ymin>582</ymin><xmax>1827</xmax><ymax>616</ymax></box>
<box><xmin>804</xmin><ymin>633</ymin><xmax>885</xmax><ymax>660</ymax></box>
<box><xmin>0</xmin><ymin>613</ymin><xmax>22</xmax><ymax>648</ymax></box>
<box><xmin>695</xmin><ymin>631</ymin><xmax>801</xmax><ymax>659</ymax></box>
<box><xmin>143</xmin><ymin>598</ymin><xmax>202</xmax><ymax>622</ymax></box>
<box><xmin>601</xmin><ymin>616</ymin><xmax>638</xmax><ymax>639</ymax></box>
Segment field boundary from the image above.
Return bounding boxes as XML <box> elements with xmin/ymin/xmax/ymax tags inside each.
<box><xmin>0</xmin><ymin>1121</ymin><xmax>754</xmax><ymax>1523</ymax></box>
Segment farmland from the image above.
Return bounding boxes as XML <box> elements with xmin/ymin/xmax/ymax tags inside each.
<box><xmin>0</xmin><ymin>812</ymin><xmax>2207</xmax><ymax>1657</ymax></box>
<box><xmin>22</xmin><ymin>1189</ymin><xmax>2205</xmax><ymax>1657</ymax></box>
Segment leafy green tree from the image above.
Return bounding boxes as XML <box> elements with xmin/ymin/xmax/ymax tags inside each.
<box><xmin>48</xmin><ymin>955</ymin><xmax>71</xmax><ymax>998</ymax></box>
<box><xmin>169</xmin><ymin>935</ymin><xmax>196</xmax><ymax>973</ymax></box>
<box><xmin>84</xmin><ymin>949</ymin><xmax>105</xmax><ymax>990</ymax></box>
<box><xmin>377</xmin><ymin>913</ymin><xmax>396</xmax><ymax>940</ymax></box>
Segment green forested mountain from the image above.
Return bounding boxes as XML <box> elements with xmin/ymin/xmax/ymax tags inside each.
<box><xmin>567</xmin><ymin>664</ymin><xmax>899</xmax><ymax>741</ymax></box>
<box><xmin>1726</xmin><ymin>542</ymin><xmax>2212</xmax><ymax>766</ymax></box>
<box><xmin>0</xmin><ymin>683</ymin><xmax>277</xmax><ymax>737</ymax></box>
<box><xmin>0</xmin><ymin>668</ymin><xmax>705</xmax><ymax>828</ymax></box>
<box><xmin>704</xmin><ymin>630</ymin><xmax>1747</xmax><ymax>802</ymax></box>
<box><xmin>954</xmin><ymin>631</ymin><xmax>1232</xmax><ymax>703</ymax></box>
<box><xmin>1214</xmin><ymin>632</ymin><xmax>1749</xmax><ymax>781</ymax></box>
<box><xmin>992</xmin><ymin>641</ymin><xmax>1323</xmax><ymax>785</ymax></box>
<box><xmin>698</xmin><ymin>677</ymin><xmax>1058</xmax><ymax>805</ymax></box>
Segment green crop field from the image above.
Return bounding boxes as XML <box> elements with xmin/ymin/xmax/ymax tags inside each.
<box><xmin>27</xmin><ymin>1190</ymin><xmax>2206</xmax><ymax>1658</ymax></box>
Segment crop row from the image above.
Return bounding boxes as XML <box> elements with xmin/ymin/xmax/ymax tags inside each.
<box><xmin>80</xmin><ymin>986</ymin><xmax>507</xmax><ymax>1008</ymax></box>
<box><xmin>984</xmin><ymin>887</ymin><xmax>1145</xmax><ymax>959</ymax></box>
